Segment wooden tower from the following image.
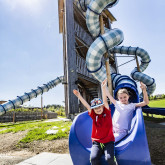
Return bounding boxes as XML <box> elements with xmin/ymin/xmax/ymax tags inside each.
<box><xmin>58</xmin><ymin>0</ymin><xmax>118</xmax><ymax>118</ymax></box>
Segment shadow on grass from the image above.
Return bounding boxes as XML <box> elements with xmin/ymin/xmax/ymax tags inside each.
<box><xmin>144</xmin><ymin>115</ymin><xmax>165</xmax><ymax>123</ymax></box>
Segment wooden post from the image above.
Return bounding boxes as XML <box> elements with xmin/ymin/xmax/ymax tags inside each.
<box><xmin>62</xmin><ymin>0</ymin><xmax>68</xmax><ymax>117</ymax></box>
<box><xmin>13</xmin><ymin>111</ymin><xmax>16</xmax><ymax>123</ymax></box>
<box><xmin>58</xmin><ymin>0</ymin><xmax>64</xmax><ymax>33</ymax></box>
<box><xmin>135</xmin><ymin>55</ymin><xmax>141</xmax><ymax>72</ymax></box>
<box><xmin>41</xmin><ymin>95</ymin><xmax>43</xmax><ymax>120</ymax></box>
<box><xmin>82</xmin><ymin>89</ymin><xmax>87</xmax><ymax>112</ymax></box>
<box><xmin>99</xmin><ymin>15</ymin><xmax>113</xmax><ymax>99</ymax></box>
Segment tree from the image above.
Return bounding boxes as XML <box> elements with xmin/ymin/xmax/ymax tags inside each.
<box><xmin>153</xmin><ymin>95</ymin><xmax>156</xmax><ymax>100</ymax></box>
<box><xmin>161</xmin><ymin>94</ymin><xmax>165</xmax><ymax>99</ymax></box>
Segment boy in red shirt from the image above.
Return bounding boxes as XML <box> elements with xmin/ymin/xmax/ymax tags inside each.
<box><xmin>73</xmin><ymin>79</ymin><xmax>117</xmax><ymax>165</ymax></box>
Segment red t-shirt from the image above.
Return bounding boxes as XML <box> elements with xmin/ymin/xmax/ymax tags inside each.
<box><xmin>88</xmin><ymin>107</ymin><xmax>115</xmax><ymax>143</ymax></box>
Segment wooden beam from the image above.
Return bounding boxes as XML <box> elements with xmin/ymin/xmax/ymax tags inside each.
<box><xmin>100</xmin><ymin>15</ymin><xmax>113</xmax><ymax>99</ymax></box>
<box><xmin>77</xmin><ymin>73</ymin><xmax>99</xmax><ymax>85</ymax></box>
<box><xmin>73</xmin><ymin>4</ymin><xmax>86</xmax><ymax>22</ymax></box>
<box><xmin>135</xmin><ymin>55</ymin><xmax>141</xmax><ymax>72</ymax></box>
<box><xmin>104</xmin><ymin>9</ymin><xmax>117</xmax><ymax>23</ymax></box>
<box><xmin>64</xmin><ymin>0</ymin><xmax>79</xmax><ymax>116</ymax></box>
<box><xmin>107</xmin><ymin>18</ymin><xmax>118</xmax><ymax>73</ymax></box>
<box><xmin>58</xmin><ymin>0</ymin><xmax>64</xmax><ymax>33</ymax></box>
<box><xmin>62</xmin><ymin>0</ymin><xmax>68</xmax><ymax>117</ymax></box>
<box><xmin>76</xmin><ymin>79</ymin><xmax>99</xmax><ymax>99</ymax></box>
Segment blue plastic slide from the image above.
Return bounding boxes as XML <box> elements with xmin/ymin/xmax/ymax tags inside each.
<box><xmin>69</xmin><ymin>76</ymin><xmax>152</xmax><ymax>165</ymax></box>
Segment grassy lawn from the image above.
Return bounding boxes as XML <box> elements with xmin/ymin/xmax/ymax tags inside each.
<box><xmin>0</xmin><ymin>120</ymin><xmax>72</xmax><ymax>143</ymax></box>
<box><xmin>149</xmin><ymin>98</ymin><xmax>165</xmax><ymax>108</ymax></box>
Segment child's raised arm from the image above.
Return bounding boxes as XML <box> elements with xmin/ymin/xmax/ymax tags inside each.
<box><xmin>105</xmin><ymin>81</ymin><xmax>116</xmax><ymax>105</ymax></box>
<box><xmin>135</xmin><ymin>82</ymin><xmax>149</xmax><ymax>107</ymax></box>
<box><xmin>73</xmin><ymin>89</ymin><xmax>92</xmax><ymax>113</ymax></box>
<box><xmin>101</xmin><ymin>79</ymin><xmax>109</xmax><ymax>109</ymax></box>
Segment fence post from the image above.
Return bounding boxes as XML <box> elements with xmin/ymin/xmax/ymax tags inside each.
<box><xmin>13</xmin><ymin>111</ymin><xmax>16</xmax><ymax>123</ymax></box>
<box><xmin>41</xmin><ymin>95</ymin><xmax>43</xmax><ymax>120</ymax></box>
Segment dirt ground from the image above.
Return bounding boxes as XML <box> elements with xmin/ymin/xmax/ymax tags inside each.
<box><xmin>144</xmin><ymin>121</ymin><xmax>165</xmax><ymax>165</ymax></box>
<box><xmin>0</xmin><ymin>121</ymin><xmax>164</xmax><ymax>165</ymax></box>
<box><xmin>0</xmin><ymin>131</ymin><xmax>69</xmax><ymax>165</ymax></box>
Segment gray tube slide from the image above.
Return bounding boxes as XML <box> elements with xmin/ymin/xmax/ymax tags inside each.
<box><xmin>0</xmin><ymin>76</ymin><xmax>64</xmax><ymax>115</ymax></box>
<box><xmin>110</xmin><ymin>46</ymin><xmax>156</xmax><ymax>96</ymax></box>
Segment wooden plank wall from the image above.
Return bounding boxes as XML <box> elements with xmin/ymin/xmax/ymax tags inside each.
<box><xmin>74</xmin><ymin>21</ymin><xmax>93</xmax><ymax>47</ymax></box>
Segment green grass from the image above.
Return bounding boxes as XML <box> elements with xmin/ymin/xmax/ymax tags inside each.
<box><xmin>143</xmin><ymin>113</ymin><xmax>165</xmax><ymax>119</ymax></box>
<box><xmin>143</xmin><ymin>113</ymin><xmax>165</xmax><ymax>123</ymax></box>
<box><xmin>0</xmin><ymin>120</ymin><xmax>72</xmax><ymax>143</ymax></box>
<box><xmin>149</xmin><ymin>98</ymin><xmax>165</xmax><ymax>108</ymax></box>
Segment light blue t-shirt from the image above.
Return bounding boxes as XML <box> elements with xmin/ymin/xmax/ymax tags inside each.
<box><xmin>113</xmin><ymin>101</ymin><xmax>136</xmax><ymax>132</ymax></box>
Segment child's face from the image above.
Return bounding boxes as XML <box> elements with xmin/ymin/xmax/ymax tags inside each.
<box><xmin>93</xmin><ymin>105</ymin><xmax>104</xmax><ymax>115</ymax></box>
<box><xmin>118</xmin><ymin>93</ymin><xmax>129</xmax><ymax>104</ymax></box>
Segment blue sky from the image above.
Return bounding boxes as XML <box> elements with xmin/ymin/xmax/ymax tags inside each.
<box><xmin>0</xmin><ymin>0</ymin><xmax>164</xmax><ymax>107</ymax></box>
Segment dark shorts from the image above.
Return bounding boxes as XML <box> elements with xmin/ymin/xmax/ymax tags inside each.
<box><xmin>90</xmin><ymin>141</ymin><xmax>117</xmax><ymax>165</ymax></box>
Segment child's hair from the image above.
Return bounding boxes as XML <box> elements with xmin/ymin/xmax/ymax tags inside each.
<box><xmin>117</xmin><ymin>88</ymin><xmax>129</xmax><ymax>97</ymax></box>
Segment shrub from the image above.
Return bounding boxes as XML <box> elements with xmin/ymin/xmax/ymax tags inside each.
<box><xmin>149</xmin><ymin>96</ymin><xmax>153</xmax><ymax>100</ymax></box>
<box><xmin>153</xmin><ymin>96</ymin><xmax>157</xmax><ymax>100</ymax></box>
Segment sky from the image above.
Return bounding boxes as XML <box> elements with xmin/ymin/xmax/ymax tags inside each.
<box><xmin>0</xmin><ymin>0</ymin><xmax>164</xmax><ymax>107</ymax></box>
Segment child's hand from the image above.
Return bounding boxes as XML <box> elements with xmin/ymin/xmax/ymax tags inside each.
<box><xmin>73</xmin><ymin>89</ymin><xmax>80</xmax><ymax>97</ymax></box>
<box><xmin>140</xmin><ymin>82</ymin><xmax>147</xmax><ymax>90</ymax></box>
<box><xmin>101</xmin><ymin>78</ymin><xmax>107</xmax><ymax>88</ymax></box>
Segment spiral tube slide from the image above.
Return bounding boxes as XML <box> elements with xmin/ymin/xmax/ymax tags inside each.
<box><xmin>110</xmin><ymin>46</ymin><xmax>156</xmax><ymax>96</ymax></box>
<box><xmin>69</xmin><ymin>74</ymin><xmax>151</xmax><ymax>165</ymax></box>
<box><xmin>75</xmin><ymin>0</ymin><xmax>91</xmax><ymax>12</ymax></box>
<box><xmin>86</xmin><ymin>29</ymin><xmax>124</xmax><ymax>81</ymax></box>
<box><xmin>86</xmin><ymin>0</ymin><xmax>118</xmax><ymax>38</ymax></box>
<box><xmin>0</xmin><ymin>76</ymin><xmax>64</xmax><ymax>116</ymax></box>
<box><xmin>75</xmin><ymin>0</ymin><xmax>119</xmax><ymax>14</ymax></box>
<box><xmin>84</xmin><ymin>0</ymin><xmax>156</xmax><ymax>97</ymax></box>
